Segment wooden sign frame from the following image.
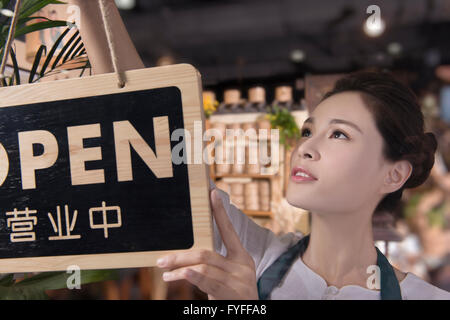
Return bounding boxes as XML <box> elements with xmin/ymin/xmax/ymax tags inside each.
<box><xmin>0</xmin><ymin>64</ymin><xmax>213</xmax><ymax>272</ymax></box>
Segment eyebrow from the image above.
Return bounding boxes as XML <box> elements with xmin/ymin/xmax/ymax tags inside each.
<box><xmin>303</xmin><ymin>117</ymin><xmax>363</xmax><ymax>135</ymax></box>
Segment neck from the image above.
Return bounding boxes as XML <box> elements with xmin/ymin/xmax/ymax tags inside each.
<box><xmin>302</xmin><ymin>210</ymin><xmax>377</xmax><ymax>289</ymax></box>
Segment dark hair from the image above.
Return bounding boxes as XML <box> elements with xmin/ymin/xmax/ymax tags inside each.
<box><xmin>321</xmin><ymin>70</ymin><xmax>438</xmax><ymax>213</ymax></box>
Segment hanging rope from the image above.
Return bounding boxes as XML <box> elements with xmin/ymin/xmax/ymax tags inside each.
<box><xmin>0</xmin><ymin>0</ymin><xmax>22</xmax><ymax>86</ymax></box>
<box><xmin>99</xmin><ymin>0</ymin><xmax>126</xmax><ymax>88</ymax></box>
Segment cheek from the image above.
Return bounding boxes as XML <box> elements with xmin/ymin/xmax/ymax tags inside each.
<box><xmin>317</xmin><ymin>153</ymin><xmax>366</xmax><ymax>195</ymax></box>
<box><xmin>287</xmin><ymin>147</ymin><xmax>379</xmax><ymax>211</ymax></box>
<box><xmin>323</xmin><ymin>149</ymin><xmax>383</xmax><ymax>209</ymax></box>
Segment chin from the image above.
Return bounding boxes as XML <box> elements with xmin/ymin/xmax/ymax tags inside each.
<box><xmin>286</xmin><ymin>193</ymin><xmax>313</xmax><ymax>211</ymax></box>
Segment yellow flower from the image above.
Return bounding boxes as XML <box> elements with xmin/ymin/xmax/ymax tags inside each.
<box><xmin>203</xmin><ymin>95</ymin><xmax>218</xmax><ymax>118</ymax></box>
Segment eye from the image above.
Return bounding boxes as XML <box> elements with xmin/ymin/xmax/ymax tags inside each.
<box><xmin>301</xmin><ymin>128</ymin><xmax>311</xmax><ymax>137</ymax></box>
<box><xmin>301</xmin><ymin>128</ymin><xmax>349</xmax><ymax>140</ymax></box>
<box><xmin>331</xmin><ymin>130</ymin><xmax>348</xmax><ymax>139</ymax></box>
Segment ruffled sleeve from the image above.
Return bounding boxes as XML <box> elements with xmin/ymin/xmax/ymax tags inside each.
<box><xmin>400</xmin><ymin>272</ymin><xmax>450</xmax><ymax>300</ymax></box>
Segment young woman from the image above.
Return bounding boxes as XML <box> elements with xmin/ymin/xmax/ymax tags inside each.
<box><xmin>68</xmin><ymin>0</ymin><xmax>450</xmax><ymax>300</ymax></box>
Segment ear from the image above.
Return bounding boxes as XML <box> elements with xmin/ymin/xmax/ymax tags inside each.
<box><xmin>381</xmin><ymin>160</ymin><xmax>413</xmax><ymax>194</ymax></box>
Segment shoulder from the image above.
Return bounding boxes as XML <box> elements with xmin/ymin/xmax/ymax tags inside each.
<box><xmin>399</xmin><ymin>271</ymin><xmax>450</xmax><ymax>300</ymax></box>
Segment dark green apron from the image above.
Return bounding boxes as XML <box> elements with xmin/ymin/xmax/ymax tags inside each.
<box><xmin>257</xmin><ymin>234</ymin><xmax>402</xmax><ymax>300</ymax></box>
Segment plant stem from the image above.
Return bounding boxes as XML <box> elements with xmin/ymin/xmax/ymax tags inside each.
<box><xmin>0</xmin><ymin>0</ymin><xmax>22</xmax><ymax>86</ymax></box>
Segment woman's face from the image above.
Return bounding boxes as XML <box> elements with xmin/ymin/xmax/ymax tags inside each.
<box><xmin>286</xmin><ymin>91</ymin><xmax>388</xmax><ymax>216</ymax></box>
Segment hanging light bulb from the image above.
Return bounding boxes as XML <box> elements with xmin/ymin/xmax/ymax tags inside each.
<box><xmin>364</xmin><ymin>5</ymin><xmax>385</xmax><ymax>37</ymax></box>
<box><xmin>115</xmin><ymin>0</ymin><xmax>136</xmax><ymax>10</ymax></box>
<box><xmin>387</xmin><ymin>42</ymin><xmax>402</xmax><ymax>56</ymax></box>
<box><xmin>290</xmin><ymin>49</ymin><xmax>306</xmax><ymax>63</ymax></box>
<box><xmin>0</xmin><ymin>9</ymin><xmax>14</xmax><ymax>17</ymax></box>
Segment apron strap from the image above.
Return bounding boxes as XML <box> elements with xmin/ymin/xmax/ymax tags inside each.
<box><xmin>257</xmin><ymin>234</ymin><xmax>402</xmax><ymax>300</ymax></box>
<box><xmin>257</xmin><ymin>234</ymin><xmax>310</xmax><ymax>300</ymax></box>
<box><xmin>375</xmin><ymin>246</ymin><xmax>402</xmax><ymax>300</ymax></box>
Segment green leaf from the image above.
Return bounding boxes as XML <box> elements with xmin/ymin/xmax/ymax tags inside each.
<box><xmin>427</xmin><ymin>205</ymin><xmax>446</xmax><ymax>227</ymax></box>
<box><xmin>268</xmin><ymin>104</ymin><xmax>301</xmax><ymax>149</ymax></box>
<box><xmin>0</xmin><ymin>284</ymin><xmax>49</xmax><ymax>300</ymax></box>
<box><xmin>79</xmin><ymin>59</ymin><xmax>91</xmax><ymax>77</ymax></box>
<box><xmin>16</xmin><ymin>269</ymin><xmax>118</xmax><ymax>290</ymax></box>
<box><xmin>0</xmin><ymin>269</ymin><xmax>117</xmax><ymax>300</ymax></box>
<box><xmin>0</xmin><ymin>0</ymin><xmax>11</xmax><ymax>10</ymax></box>
<box><xmin>14</xmin><ymin>272</ymin><xmax>70</xmax><ymax>291</ymax></box>
<box><xmin>51</xmin><ymin>28</ymin><xmax>78</xmax><ymax>69</ymax></box>
<box><xmin>7</xmin><ymin>73</ymin><xmax>14</xmax><ymax>86</ymax></box>
<box><xmin>17</xmin><ymin>15</ymin><xmax>52</xmax><ymax>26</ymax></box>
<box><xmin>77</xmin><ymin>269</ymin><xmax>119</xmax><ymax>286</ymax></box>
<box><xmin>53</xmin><ymin>60</ymin><xmax>89</xmax><ymax>72</ymax></box>
<box><xmin>19</xmin><ymin>0</ymin><xmax>65</xmax><ymax>20</ymax></box>
<box><xmin>1</xmin><ymin>17</ymin><xmax>53</xmax><ymax>49</ymax></box>
<box><xmin>14</xmin><ymin>20</ymin><xmax>67</xmax><ymax>38</ymax></box>
<box><xmin>0</xmin><ymin>274</ymin><xmax>14</xmax><ymax>286</ymax></box>
<box><xmin>62</xmin><ymin>33</ymin><xmax>81</xmax><ymax>64</ymax></box>
<box><xmin>28</xmin><ymin>44</ymin><xmax>46</xmax><ymax>83</ymax></box>
<box><xmin>9</xmin><ymin>47</ymin><xmax>20</xmax><ymax>85</ymax></box>
<box><xmin>404</xmin><ymin>193</ymin><xmax>421</xmax><ymax>219</ymax></box>
<box><xmin>70</xmin><ymin>42</ymin><xmax>84</xmax><ymax>60</ymax></box>
<box><xmin>1</xmin><ymin>0</ymin><xmax>88</xmax><ymax>84</ymax></box>
<box><xmin>39</xmin><ymin>26</ymin><xmax>70</xmax><ymax>77</ymax></box>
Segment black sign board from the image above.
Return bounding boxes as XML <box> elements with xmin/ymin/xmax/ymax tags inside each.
<box><xmin>0</xmin><ymin>65</ymin><xmax>213</xmax><ymax>272</ymax></box>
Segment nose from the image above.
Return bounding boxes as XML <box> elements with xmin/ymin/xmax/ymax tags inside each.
<box><xmin>294</xmin><ymin>139</ymin><xmax>320</xmax><ymax>161</ymax></box>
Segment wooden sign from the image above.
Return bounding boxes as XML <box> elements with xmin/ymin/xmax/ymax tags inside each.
<box><xmin>0</xmin><ymin>64</ymin><xmax>213</xmax><ymax>272</ymax></box>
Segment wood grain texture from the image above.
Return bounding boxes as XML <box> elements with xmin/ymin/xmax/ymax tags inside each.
<box><xmin>0</xmin><ymin>64</ymin><xmax>213</xmax><ymax>272</ymax></box>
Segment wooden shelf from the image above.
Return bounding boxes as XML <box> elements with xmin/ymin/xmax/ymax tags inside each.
<box><xmin>207</xmin><ymin>117</ymin><xmax>284</xmax><ymax>224</ymax></box>
<box><xmin>243</xmin><ymin>210</ymin><xmax>273</xmax><ymax>217</ymax></box>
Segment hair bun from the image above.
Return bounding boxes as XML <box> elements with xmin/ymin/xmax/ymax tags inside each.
<box><xmin>423</xmin><ymin>132</ymin><xmax>438</xmax><ymax>152</ymax></box>
<box><xmin>404</xmin><ymin>132</ymin><xmax>438</xmax><ymax>188</ymax></box>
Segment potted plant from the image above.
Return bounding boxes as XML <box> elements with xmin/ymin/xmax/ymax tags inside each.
<box><xmin>265</xmin><ymin>104</ymin><xmax>301</xmax><ymax>150</ymax></box>
<box><xmin>0</xmin><ymin>0</ymin><xmax>90</xmax><ymax>86</ymax></box>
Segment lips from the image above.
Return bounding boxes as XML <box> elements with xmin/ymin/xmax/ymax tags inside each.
<box><xmin>291</xmin><ymin>166</ymin><xmax>318</xmax><ymax>181</ymax></box>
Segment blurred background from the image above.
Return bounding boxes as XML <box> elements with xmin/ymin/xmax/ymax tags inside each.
<box><xmin>2</xmin><ymin>0</ymin><xmax>450</xmax><ymax>299</ymax></box>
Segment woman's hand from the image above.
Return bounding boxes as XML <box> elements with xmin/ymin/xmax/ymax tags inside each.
<box><xmin>156</xmin><ymin>188</ymin><xmax>258</xmax><ymax>300</ymax></box>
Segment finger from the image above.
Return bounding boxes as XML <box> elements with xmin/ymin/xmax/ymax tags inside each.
<box><xmin>210</xmin><ymin>188</ymin><xmax>246</xmax><ymax>259</ymax></box>
<box><xmin>156</xmin><ymin>249</ymin><xmax>244</xmax><ymax>275</ymax></box>
<box><xmin>186</xmin><ymin>269</ymin><xmax>240</xmax><ymax>299</ymax></box>
<box><xmin>163</xmin><ymin>265</ymin><xmax>239</xmax><ymax>299</ymax></box>
<box><xmin>162</xmin><ymin>264</ymin><xmax>228</xmax><ymax>284</ymax></box>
